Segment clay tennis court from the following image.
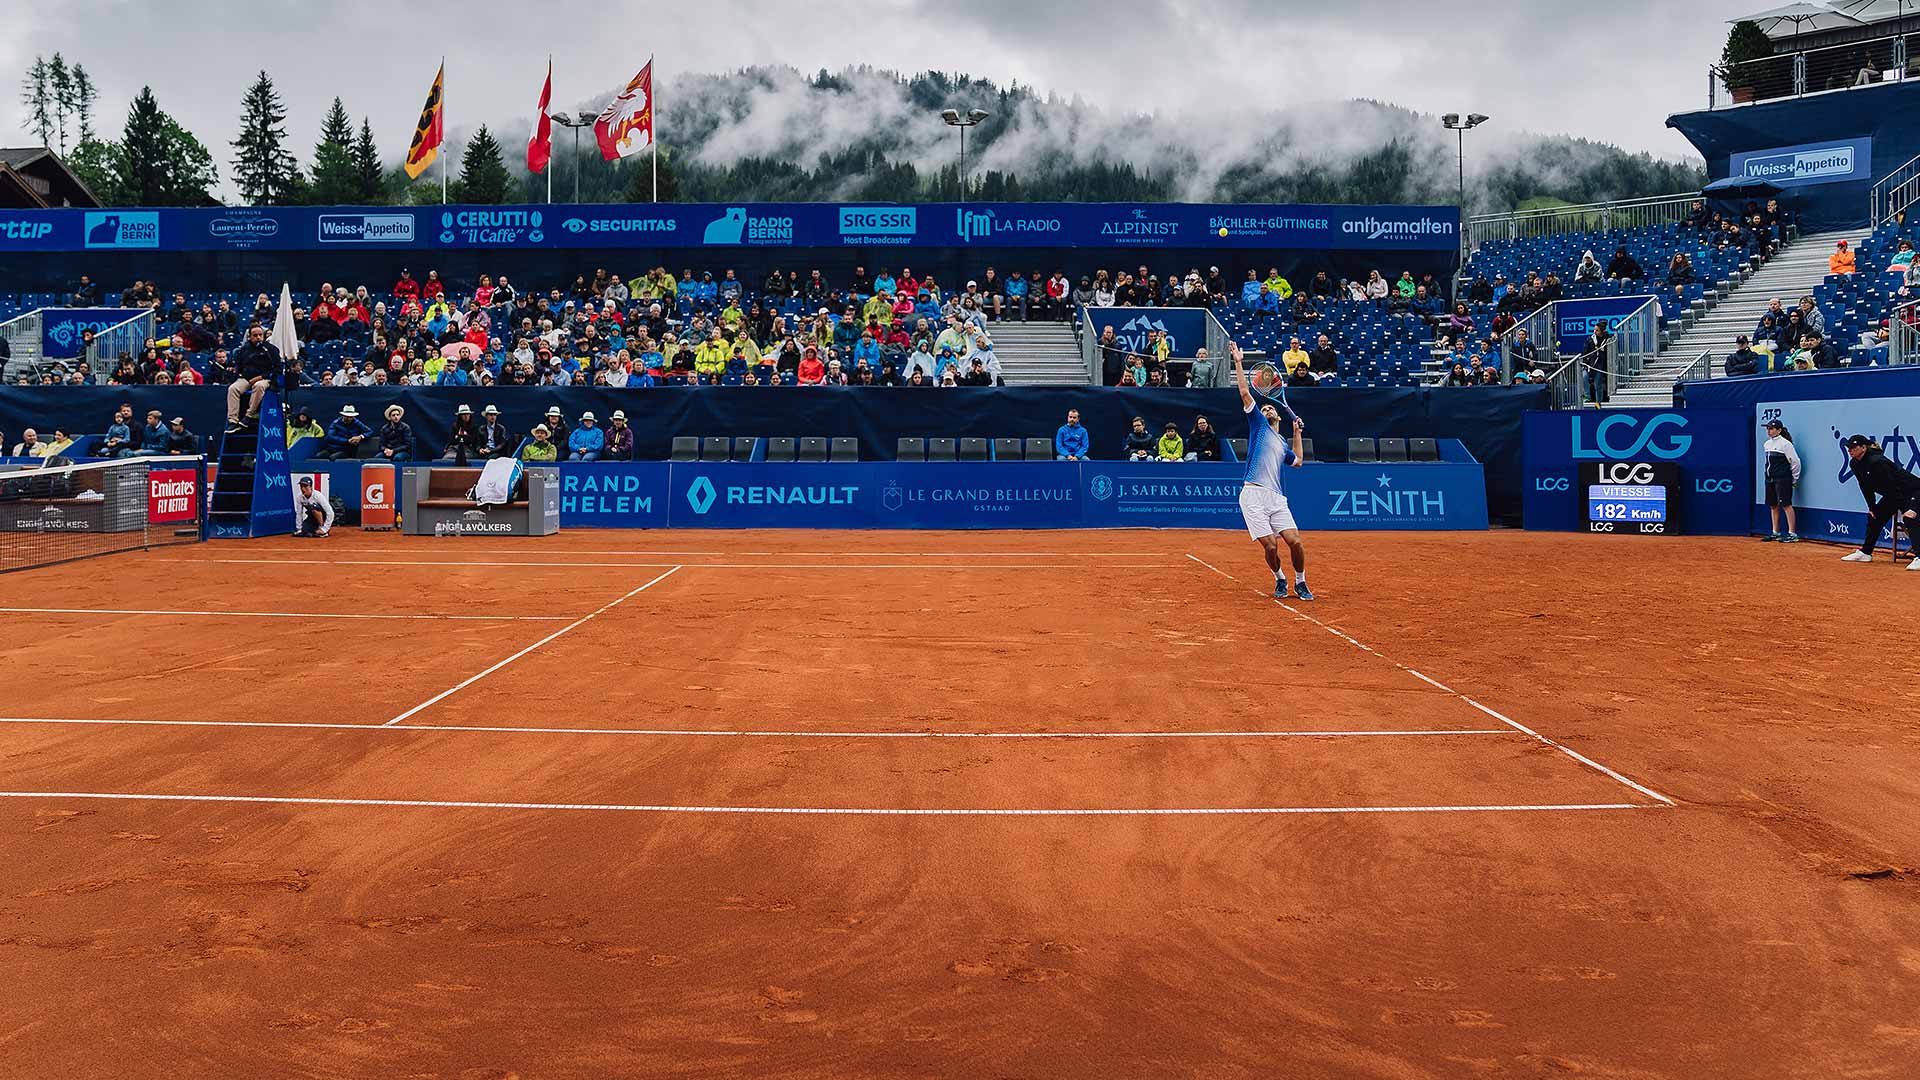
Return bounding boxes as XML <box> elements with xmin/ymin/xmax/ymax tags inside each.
<box><xmin>2</xmin><ymin>528</ymin><xmax>1916</xmax><ymax>1079</ymax></box>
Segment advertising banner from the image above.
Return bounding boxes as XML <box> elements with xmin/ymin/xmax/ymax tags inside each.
<box><xmin>1553</xmin><ymin>296</ymin><xmax>1657</xmax><ymax>343</ymax></box>
<box><xmin>1729</xmin><ymin>137</ymin><xmax>1873</xmax><ymax>189</ymax></box>
<box><xmin>1082</xmin><ymin>307</ymin><xmax>1210</xmax><ymax>361</ymax></box>
<box><xmin>147</xmin><ymin>467</ymin><xmax>200</xmax><ymax>525</ymax></box>
<box><xmin>0</xmin><ymin>202</ymin><xmax>1461</xmax><ymax>255</ymax></box>
<box><xmin>1754</xmin><ymin>396</ymin><xmax>1920</xmax><ymax>547</ymax></box>
<box><xmin>542</xmin><ymin>460</ymin><xmax>1486</xmax><ymax>531</ymax></box>
<box><xmin>40</xmin><ymin>308</ymin><xmax>141</xmax><ymax>359</ymax></box>
<box><xmin>1521</xmin><ymin>409</ymin><xmax>1751</xmax><ymax>534</ymax></box>
<box><xmin>246</xmin><ymin>392</ymin><xmax>295</xmax><ymax>537</ymax></box>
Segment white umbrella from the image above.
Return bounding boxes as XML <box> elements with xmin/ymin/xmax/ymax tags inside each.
<box><xmin>269</xmin><ymin>282</ymin><xmax>301</xmax><ymax>361</ymax></box>
<box><xmin>1824</xmin><ymin>0</ymin><xmax>1911</xmax><ymax>26</ymax></box>
<box><xmin>1733</xmin><ymin>2</ymin><xmax>1866</xmax><ymax>38</ymax></box>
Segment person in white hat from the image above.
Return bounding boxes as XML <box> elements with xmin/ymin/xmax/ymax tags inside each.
<box><xmin>566</xmin><ymin>410</ymin><xmax>604</xmax><ymax>461</ymax></box>
<box><xmin>316</xmin><ymin>404</ymin><xmax>370</xmax><ymax>460</ymax></box>
<box><xmin>478</xmin><ymin>404</ymin><xmax>512</xmax><ymax>459</ymax></box>
<box><xmin>378</xmin><ymin>403</ymin><xmax>413</xmax><ymax>461</ymax></box>
<box><xmin>442</xmin><ymin>403</ymin><xmax>480</xmax><ymax>464</ymax></box>
<box><xmin>604</xmin><ymin>409</ymin><xmax>634</xmax><ymax>461</ymax></box>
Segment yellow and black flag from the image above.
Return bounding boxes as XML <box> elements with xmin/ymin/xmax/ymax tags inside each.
<box><xmin>403</xmin><ymin>64</ymin><xmax>445</xmax><ymax>180</ymax></box>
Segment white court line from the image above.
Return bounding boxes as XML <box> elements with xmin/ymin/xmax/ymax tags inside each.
<box><xmin>0</xmin><ymin>790</ymin><xmax>1653</xmax><ymax>817</ymax></box>
<box><xmin>184</xmin><ymin>559</ymin><xmax>1183</xmax><ymax>569</ymax></box>
<box><xmin>1184</xmin><ymin>553</ymin><xmax>1677</xmax><ymax>807</ymax></box>
<box><xmin>0</xmin><ymin>607</ymin><xmax>565</xmax><ymax>622</ymax></box>
<box><xmin>0</xmin><ymin>717</ymin><xmax>1512</xmax><ymax>740</ymax></box>
<box><xmin>298</xmin><ymin>549</ymin><xmax>1175</xmax><ymax>558</ymax></box>
<box><xmin>381</xmin><ymin>566</ymin><xmax>683</xmax><ymax>726</ymax></box>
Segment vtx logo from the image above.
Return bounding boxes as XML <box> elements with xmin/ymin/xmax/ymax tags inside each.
<box><xmin>1570</xmin><ymin>412</ymin><xmax>1692</xmax><ymax>460</ymax></box>
<box><xmin>1534</xmin><ymin>476</ymin><xmax>1571</xmax><ymax>491</ymax></box>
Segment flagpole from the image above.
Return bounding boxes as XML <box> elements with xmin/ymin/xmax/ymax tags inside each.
<box><xmin>440</xmin><ymin>57</ymin><xmax>448</xmax><ymax>205</ymax></box>
<box><xmin>651</xmin><ymin>55</ymin><xmax>658</xmax><ymax>204</ymax></box>
<box><xmin>546</xmin><ymin>55</ymin><xmax>553</xmax><ymax>205</ymax></box>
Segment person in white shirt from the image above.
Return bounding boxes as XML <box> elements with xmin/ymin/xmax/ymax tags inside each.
<box><xmin>1760</xmin><ymin>419</ymin><xmax>1803</xmax><ymax>543</ymax></box>
<box><xmin>293</xmin><ymin>475</ymin><xmax>333</xmax><ymax>538</ymax></box>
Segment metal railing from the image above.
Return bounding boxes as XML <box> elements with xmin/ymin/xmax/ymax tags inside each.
<box><xmin>1870</xmin><ymin>150</ymin><xmax>1920</xmax><ymax>225</ymax></box>
<box><xmin>1708</xmin><ymin>31</ymin><xmax>1915</xmax><ymax>108</ymax></box>
<box><xmin>0</xmin><ymin>310</ymin><xmax>40</xmax><ymax>382</ymax></box>
<box><xmin>1894</xmin><ymin>300</ymin><xmax>1920</xmax><ymax>366</ymax></box>
<box><xmin>1503</xmin><ymin>303</ymin><xmax>1560</xmax><ymax>383</ymax></box>
<box><xmin>1077</xmin><ymin>305</ymin><xmax>1100</xmax><ymax>384</ymax></box>
<box><xmin>1466</xmin><ymin>193</ymin><xmax>1700</xmax><ymax>254</ymax></box>
<box><xmin>88</xmin><ymin>310</ymin><xmax>155</xmax><ymax>384</ymax></box>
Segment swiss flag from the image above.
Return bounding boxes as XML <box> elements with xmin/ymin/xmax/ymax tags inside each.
<box><xmin>527</xmin><ymin>60</ymin><xmax>553</xmax><ymax>174</ymax></box>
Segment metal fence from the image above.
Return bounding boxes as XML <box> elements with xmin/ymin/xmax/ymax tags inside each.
<box><xmin>1871</xmin><ymin>150</ymin><xmax>1920</xmax><ymax>225</ymax></box>
<box><xmin>1466</xmin><ymin>193</ymin><xmax>1699</xmax><ymax>254</ymax></box>
<box><xmin>1709</xmin><ymin>31</ymin><xmax>1915</xmax><ymax>109</ymax></box>
<box><xmin>88</xmin><ymin>310</ymin><xmax>155</xmax><ymax>383</ymax></box>
<box><xmin>1895</xmin><ymin>300</ymin><xmax>1920</xmax><ymax>366</ymax></box>
<box><xmin>0</xmin><ymin>311</ymin><xmax>42</xmax><ymax>383</ymax></box>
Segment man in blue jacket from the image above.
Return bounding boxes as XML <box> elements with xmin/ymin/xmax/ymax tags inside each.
<box><xmin>316</xmin><ymin>405</ymin><xmax>371</xmax><ymax>460</ymax></box>
<box><xmin>567</xmin><ymin>411</ymin><xmax>606</xmax><ymax>462</ymax></box>
<box><xmin>1055</xmin><ymin>409</ymin><xmax>1090</xmax><ymax>461</ymax></box>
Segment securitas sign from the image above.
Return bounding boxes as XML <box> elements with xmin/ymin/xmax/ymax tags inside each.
<box><xmin>1730</xmin><ymin>138</ymin><xmax>1872</xmax><ymax>189</ymax></box>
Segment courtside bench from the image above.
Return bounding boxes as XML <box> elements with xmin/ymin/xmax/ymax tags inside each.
<box><xmin>400</xmin><ymin>465</ymin><xmax>560</xmax><ymax>536</ymax></box>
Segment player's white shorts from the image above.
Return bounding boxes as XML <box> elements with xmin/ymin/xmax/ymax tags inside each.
<box><xmin>1239</xmin><ymin>483</ymin><xmax>1298</xmax><ymax>540</ymax></box>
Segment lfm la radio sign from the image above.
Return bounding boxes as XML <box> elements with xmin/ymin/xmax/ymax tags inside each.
<box><xmin>147</xmin><ymin>469</ymin><xmax>199</xmax><ymax>524</ymax></box>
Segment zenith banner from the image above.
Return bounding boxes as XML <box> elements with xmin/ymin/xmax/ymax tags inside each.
<box><xmin>0</xmin><ymin>202</ymin><xmax>1461</xmax><ymax>254</ymax></box>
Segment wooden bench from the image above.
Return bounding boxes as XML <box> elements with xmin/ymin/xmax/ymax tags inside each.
<box><xmin>414</xmin><ymin>467</ymin><xmax>523</xmax><ymax>508</ymax></box>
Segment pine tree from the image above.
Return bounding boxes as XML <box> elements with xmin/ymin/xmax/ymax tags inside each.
<box><xmin>308</xmin><ymin>97</ymin><xmax>358</xmax><ymax>204</ymax></box>
<box><xmin>455</xmin><ymin>125</ymin><xmax>511</xmax><ymax>204</ymax></box>
<box><xmin>351</xmin><ymin>118</ymin><xmax>386</xmax><ymax>203</ymax></box>
<box><xmin>68</xmin><ymin>136</ymin><xmax>126</xmax><ymax>204</ymax></box>
<box><xmin>230</xmin><ymin>70</ymin><xmax>302</xmax><ymax>204</ymax></box>
<box><xmin>71</xmin><ymin>64</ymin><xmax>99</xmax><ymax>142</ymax></box>
<box><xmin>622</xmin><ymin>145</ymin><xmax>678</xmax><ymax>202</ymax></box>
<box><xmin>20</xmin><ymin>57</ymin><xmax>53</xmax><ymax>148</ymax></box>
<box><xmin>119</xmin><ymin>87</ymin><xmax>219</xmax><ymax>206</ymax></box>
<box><xmin>47</xmin><ymin>53</ymin><xmax>73</xmax><ymax>152</ymax></box>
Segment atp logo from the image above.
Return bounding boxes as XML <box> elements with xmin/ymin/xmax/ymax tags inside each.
<box><xmin>1569</xmin><ymin>412</ymin><xmax>1692</xmax><ymax>460</ymax></box>
<box><xmin>1088</xmin><ymin>475</ymin><xmax>1115</xmax><ymax>502</ymax></box>
<box><xmin>686</xmin><ymin>476</ymin><xmax>717</xmax><ymax>514</ymax></box>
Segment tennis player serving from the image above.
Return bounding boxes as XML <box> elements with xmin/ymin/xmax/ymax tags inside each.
<box><xmin>1231</xmin><ymin>342</ymin><xmax>1311</xmax><ymax>601</ymax></box>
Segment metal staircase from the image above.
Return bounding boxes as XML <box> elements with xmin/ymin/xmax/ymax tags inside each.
<box><xmin>984</xmin><ymin>319</ymin><xmax>1089</xmax><ymax>384</ymax></box>
<box><xmin>1609</xmin><ymin>229</ymin><xmax>1859</xmax><ymax>407</ymax></box>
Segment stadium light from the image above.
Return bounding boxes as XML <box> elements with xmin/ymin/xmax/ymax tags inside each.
<box><xmin>941</xmin><ymin>108</ymin><xmax>991</xmax><ymax>201</ymax></box>
<box><xmin>1440</xmin><ymin>112</ymin><xmax>1490</xmax><ymax>258</ymax></box>
<box><xmin>549</xmin><ymin>112</ymin><xmax>595</xmax><ymax>203</ymax></box>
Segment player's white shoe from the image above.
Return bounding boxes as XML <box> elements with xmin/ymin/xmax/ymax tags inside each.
<box><xmin>1840</xmin><ymin>551</ymin><xmax>1872</xmax><ymax>563</ymax></box>
<box><xmin>1907</xmin><ymin>555</ymin><xmax>1920</xmax><ymax>571</ymax></box>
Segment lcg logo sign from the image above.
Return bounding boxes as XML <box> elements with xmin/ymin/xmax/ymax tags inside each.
<box><xmin>1695</xmin><ymin>478</ymin><xmax>1733</xmax><ymax>493</ymax></box>
<box><xmin>1534</xmin><ymin>477</ymin><xmax>1570</xmax><ymax>491</ymax></box>
<box><xmin>1570</xmin><ymin>413</ymin><xmax>1693</xmax><ymax>460</ymax></box>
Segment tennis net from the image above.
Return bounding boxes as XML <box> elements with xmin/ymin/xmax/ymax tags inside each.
<box><xmin>0</xmin><ymin>454</ymin><xmax>206</xmax><ymax>574</ymax></box>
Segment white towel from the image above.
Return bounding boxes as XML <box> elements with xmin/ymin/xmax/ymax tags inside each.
<box><xmin>471</xmin><ymin>457</ymin><xmax>521</xmax><ymax>507</ymax></box>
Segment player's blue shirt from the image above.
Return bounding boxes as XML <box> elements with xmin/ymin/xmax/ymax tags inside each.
<box><xmin>1243</xmin><ymin>401</ymin><xmax>1297</xmax><ymax>492</ymax></box>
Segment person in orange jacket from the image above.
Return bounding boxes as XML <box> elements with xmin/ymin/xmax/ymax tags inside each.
<box><xmin>1829</xmin><ymin>240</ymin><xmax>1857</xmax><ymax>275</ymax></box>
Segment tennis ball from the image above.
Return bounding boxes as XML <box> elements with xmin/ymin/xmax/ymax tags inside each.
<box><xmin>1218</xmin><ymin>226</ymin><xmax>1229</xmax><ymax>237</ymax></box>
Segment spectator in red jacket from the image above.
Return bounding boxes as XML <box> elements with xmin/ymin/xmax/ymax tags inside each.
<box><xmin>797</xmin><ymin>347</ymin><xmax>826</xmax><ymax>385</ymax></box>
<box><xmin>393</xmin><ymin>269</ymin><xmax>420</xmax><ymax>301</ymax></box>
<box><xmin>422</xmin><ymin>270</ymin><xmax>446</xmax><ymax>300</ymax></box>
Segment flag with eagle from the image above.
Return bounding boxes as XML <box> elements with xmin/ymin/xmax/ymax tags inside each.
<box><xmin>403</xmin><ymin>64</ymin><xmax>445</xmax><ymax>179</ymax></box>
<box><xmin>593</xmin><ymin>60</ymin><xmax>653</xmax><ymax>161</ymax></box>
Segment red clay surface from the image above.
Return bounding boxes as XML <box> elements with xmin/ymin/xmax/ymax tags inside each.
<box><xmin>1</xmin><ymin>528</ymin><xmax>1917</xmax><ymax>1079</ymax></box>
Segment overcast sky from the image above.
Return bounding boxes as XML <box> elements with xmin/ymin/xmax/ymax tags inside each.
<box><xmin>3</xmin><ymin>0</ymin><xmax>1758</xmax><ymax>196</ymax></box>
